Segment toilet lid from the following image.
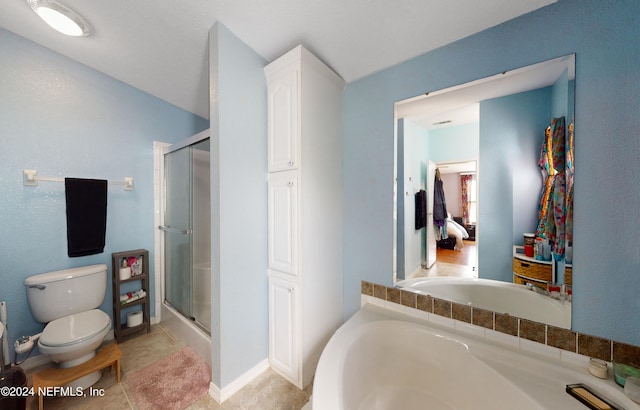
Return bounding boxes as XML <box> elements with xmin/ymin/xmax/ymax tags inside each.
<box><xmin>40</xmin><ymin>309</ymin><xmax>111</xmax><ymax>347</ymax></box>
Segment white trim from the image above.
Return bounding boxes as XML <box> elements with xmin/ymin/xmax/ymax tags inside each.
<box><xmin>208</xmin><ymin>359</ymin><xmax>269</xmax><ymax>403</ymax></box>
<box><xmin>407</xmin><ymin>266</ymin><xmax>422</xmax><ymax>280</ymax></box>
<box><xmin>153</xmin><ymin>141</ymin><xmax>171</xmax><ymax>322</ymax></box>
<box><xmin>165</xmin><ymin>129</ymin><xmax>210</xmax><ymax>154</ymax></box>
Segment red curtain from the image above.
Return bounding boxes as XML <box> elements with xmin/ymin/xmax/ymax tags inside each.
<box><xmin>460</xmin><ymin>174</ymin><xmax>473</xmax><ymax>224</ymax></box>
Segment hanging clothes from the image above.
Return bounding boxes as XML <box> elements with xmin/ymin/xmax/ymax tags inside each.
<box><xmin>433</xmin><ymin>169</ymin><xmax>448</xmax><ymax>240</ymax></box>
<box><xmin>565</xmin><ymin>122</ymin><xmax>575</xmax><ymax>247</ymax></box>
<box><xmin>536</xmin><ymin>117</ymin><xmax>566</xmax><ymax>258</ymax></box>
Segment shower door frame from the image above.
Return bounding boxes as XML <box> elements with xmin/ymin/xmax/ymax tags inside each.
<box><xmin>154</xmin><ymin>129</ymin><xmax>211</xmax><ymax>334</ymax></box>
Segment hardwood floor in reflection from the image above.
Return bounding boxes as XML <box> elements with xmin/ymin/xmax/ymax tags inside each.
<box><xmin>437</xmin><ymin>240</ymin><xmax>477</xmax><ymax>266</ymax></box>
<box><xmin>413</xmin><ymin>240</ymin><xmax>477</xmax><ymax>279</ymax></box>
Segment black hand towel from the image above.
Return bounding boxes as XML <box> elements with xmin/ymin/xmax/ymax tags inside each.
<box><xmin>415</xmin><ymin>189</ymin><xmax>426</xmax><ymax>230</ymax></box>
<box><xmin>65</xmin><ymin>178</ymin><xmax>108</xmax><ymax>257</ymax></box>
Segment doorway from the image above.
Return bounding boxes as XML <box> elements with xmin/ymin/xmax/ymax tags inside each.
<box><xmin>394</xmin><ymin>115</ymin><xmax>479</xmax><ymax>281</ymax></box>
<box><xmin>427</xmin><ymin>160</ymin><xmax>477</xmax><ymax>277</ymax></box>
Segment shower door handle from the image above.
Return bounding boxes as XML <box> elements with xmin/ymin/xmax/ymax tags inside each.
<box><xmin>159</xmin><ymin>225</ymin><xmax>192</xmax><ymax>235</ymax></box>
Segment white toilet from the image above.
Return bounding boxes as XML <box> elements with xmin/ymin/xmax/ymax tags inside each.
<box><xmin>24</xmin><ymin>264</ymin><xmax>112</xmax><ymax>388</ymax></box>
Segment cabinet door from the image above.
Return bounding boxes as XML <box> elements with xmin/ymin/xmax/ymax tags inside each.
<box><xmin>269</xmin><ymin>278</ymin><xmax>298</xmax><ymax>383</ymax></box>
<box><xmin>267</xmin><ymin>69</ymin><xmax>299</xmax><ymax>172</ymax></box>
<box><xmin>268</xmin><ymin>173</ymin><xmax>298</xmax><ymax>276</ymax></box>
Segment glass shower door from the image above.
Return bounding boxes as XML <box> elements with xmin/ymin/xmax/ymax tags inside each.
<box><xmin>162</xmin><ymin>146</ymin><xmax>193</xmax><ymax>320</ymax></box>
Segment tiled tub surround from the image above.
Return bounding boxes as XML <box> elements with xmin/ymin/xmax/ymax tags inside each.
<box><xmin>396</xmin><ymin>276</ymin><xmax>571</xmax><ymax>329</ymax></box>
<box><xmin>361</xmin><ymin>281</ymin><xmax>640</xmax><ymax>370</ymax></box>
<box><xmin>316</xmin><ymin>301</ymin><xmax>640</xmax><ymax>409</ymax></box>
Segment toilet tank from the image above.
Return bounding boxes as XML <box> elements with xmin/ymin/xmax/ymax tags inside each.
<box><xmin>24</xmin><ymin>264</ymin><xmax>108</xmax><ymax>323</ymax></box>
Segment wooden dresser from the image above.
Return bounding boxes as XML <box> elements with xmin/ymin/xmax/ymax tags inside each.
<box><xmin>512</xmin><ymin>246</ymin><xmax>554</xmax><ymax>287</ymax></box>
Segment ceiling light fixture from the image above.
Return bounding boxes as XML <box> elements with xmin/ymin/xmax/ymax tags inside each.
<box><xmin>28</xmin><ymin>0</ymin><xmax>91</xmax><ymax>37</ymax></box>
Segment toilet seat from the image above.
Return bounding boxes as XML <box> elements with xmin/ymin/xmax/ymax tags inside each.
<box><xmin>40</xmin><ymin>309</ymin><xmax>111</xmax><ymax>347</ymax></box>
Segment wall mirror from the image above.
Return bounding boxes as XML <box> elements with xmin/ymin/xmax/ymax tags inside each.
<box><xmin>393</xmin><ymin>54</ymin><xmax>575</xmax><ymax>328</ymax></box>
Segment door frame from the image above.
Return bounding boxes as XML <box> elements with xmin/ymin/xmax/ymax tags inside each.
<box><xmin>153</xmin><ymin>130</ymin><xmax>211</xmax><ymax>322</ymax></box>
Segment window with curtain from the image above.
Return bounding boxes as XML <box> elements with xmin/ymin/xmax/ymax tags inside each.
<box><xmin>461</xmin><ymin>174</ymin><xmax>477</xmax><ymax>225</ymax></box>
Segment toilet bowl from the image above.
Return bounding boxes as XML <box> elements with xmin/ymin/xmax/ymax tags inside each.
<box><xmin>24</xmin><ymin>264</ymin><xmax>112</xmax><ymax>389</ymax></box>
<box><xmin>38</xmin><ymin>309</ymin><xmax>111</xmax><ymax>364</ymax></box>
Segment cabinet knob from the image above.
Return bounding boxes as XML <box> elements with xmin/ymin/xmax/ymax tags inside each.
<box><xmin>287</xmin><ymin>181</ymin><xmax>294</xmax><ymax>186</ymax></box>
<box><xmin>288</xmin><ymin>161</ymin><xmax>294</xmax><ymax>166</ymax></box>
<box><xmin>288</xmin><ymin>288</ymin><xmax>294</xmax><ymax>293</ymax></box>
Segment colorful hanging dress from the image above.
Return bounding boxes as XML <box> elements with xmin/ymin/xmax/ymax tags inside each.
<box><xmin>536</xmin><ymin>117</ymin><xmax>566</xmax><ymax>258</ymax></box>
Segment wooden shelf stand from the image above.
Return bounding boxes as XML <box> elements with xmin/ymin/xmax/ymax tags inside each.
<box><xmin>111</xmin><ymin>249</ymin><xmax>151</xmax><ymax>342</ymax></box>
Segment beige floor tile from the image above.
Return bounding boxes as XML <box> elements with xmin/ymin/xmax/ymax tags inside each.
<box><xmin>218</xmin><ymin>369</ymin><xmax>311</xmax><ymax>410</ymax></box>
<box><xmin>67</xmin><ymin>384</ymin><xmax>133</xmax><ymax>410</ymax></box>
<box><xmin>24</xmin><ymin>324</ymin><xmax>311</xmax><ymax>410</ymax></box>
<box><xmin>185</xmin><ymin>393</ymin><xmax>223</xmax><ymax>409</ymax></box>
<box><xmin>118</xmin><ymin>326</ymin><xmax>184</xmax><ymax>378</ymax></box>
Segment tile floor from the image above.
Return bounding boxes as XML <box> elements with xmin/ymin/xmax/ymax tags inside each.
<box><xmin>24</xmin><ymin>324</ymin><xmax>312</xmax><ymax>409</ymax></box>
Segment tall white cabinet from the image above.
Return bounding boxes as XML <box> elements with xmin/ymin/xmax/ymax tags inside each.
<box><xmin>265</xmin><ymin>45</ymin><xmax>345</xmax><ymax>389</ymax></box>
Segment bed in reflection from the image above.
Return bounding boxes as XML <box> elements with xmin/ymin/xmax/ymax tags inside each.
<box><xmin>437</xmin><ymin>215</ymin><xmax>469</xmax><ymax>250</ymax></box>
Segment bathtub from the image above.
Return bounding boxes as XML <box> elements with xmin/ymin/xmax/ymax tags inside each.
<box><xmin>396</xmin><ymin>277</ymin><xmax>571</xmax><ymax>328</ymax></box>
<box><xmin>313</xmin><ymin>305</ymin><xmax>632</xmax><ymax>410</ymax></box>
<box><xmin>161</xmin><ymin>302</ymin><xmax>211</xmax><ymax>367</ymax></box>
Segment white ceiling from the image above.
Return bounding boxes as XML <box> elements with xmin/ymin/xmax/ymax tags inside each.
<box><xmin>396</xmin><ymin>54</ymin><xmax>575</xmax><ymax>130</ymax></box>
<box><xmin>436</xmin><ymin>161</ymin><xmax>476</xmax><ymax>174</ymax></box>
<box><xmin>0</xmin><ymin>0</ymin><xmax>555</xmax><ymax>119</ymax></box>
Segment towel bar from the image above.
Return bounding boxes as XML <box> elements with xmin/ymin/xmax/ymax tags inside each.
<box><xmin>23</xmin><ymin>169</ymin><xmax>133</xmax><ymax>190</ymax></box>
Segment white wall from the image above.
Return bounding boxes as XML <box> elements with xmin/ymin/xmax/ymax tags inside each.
<box><xmin>440</xmin><ymin>173</ymin><xmax>462</xmax><ymax>218</ymax></box>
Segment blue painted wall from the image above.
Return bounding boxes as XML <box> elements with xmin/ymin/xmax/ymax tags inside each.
<box><xmin>0</xmin><ymin>29</ymin><xmax>208</xmax><ymax>356</ymax></box>
<box><xmin>428</xmin><ymin>122</ymin><xmax>479</xmax><ymax>162</ymax></box>
<box><xmin>209</xmin><ymin>22</ymin><xmax>269</xmax><ymax>389</ymax></box>
<box><xmin>401</xmin><ymin>119</ymin><xmax>429</xmax><ymax>277</ymax></box>
<box><xmin>343</xmin><ymin>0</ymin><xmax>640</xmax><ymax>345</ymax></box>
<box><xmin>479</xmin><ymin>87</ymin><xmax>551</xmax><ymax>282</ymax></box>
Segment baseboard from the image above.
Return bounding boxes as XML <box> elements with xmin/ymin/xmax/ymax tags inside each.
<box><xmin>302</xmin><ymin>397</ymin><xmax>313</xmax><ymax>410</ymax></box>
<box><xmin>15</xmin><ymin>352</ymin><xmax>51</xmax><ymax>372</ymax></box>
<box><xmin>208</xmin><ymin>358</ymin><xmax>269</xmax><ymax>403</ymax></box>
<box><xmin>408</xmin><ymin>265</ymin><xmax>423</xmax><ymax>279</ymax></box>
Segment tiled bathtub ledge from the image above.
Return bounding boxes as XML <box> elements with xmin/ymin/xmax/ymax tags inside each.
<box><xmin>361</xmin><ymin>281</ymin><xmax>640</xmax><ymax>369</ymax></box>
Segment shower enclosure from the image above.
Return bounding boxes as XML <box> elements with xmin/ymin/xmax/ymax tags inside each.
<box><xmin>161</xmin><ymin>134</ymin><xmax>211</xmax><ymax>334</ymax></box>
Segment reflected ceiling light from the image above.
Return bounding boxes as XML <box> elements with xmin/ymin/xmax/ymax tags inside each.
<box><xmin>28</xmin><ymin>0</ymin><xmax>91</xmax><ymax>37</ymax></box>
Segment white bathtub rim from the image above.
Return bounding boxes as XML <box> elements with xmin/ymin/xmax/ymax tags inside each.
<box><xmin>313</xmin><ymin>304</ymin><xmax>635</xmax><ymax>410</ymax></box>
<box><xmin>314</xmin><ymin>307</ymin><xmax>536</xmax><ymax>410</ymax></box>
<box><xmin>339</xmin><ymin>319</ymin><xmax>541</xmax><ymax>409</ymax></box>
<box><xmin>396</xmin><ymin>276</ymin><xmax>571</xmax><ymax>329</ymax></box>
